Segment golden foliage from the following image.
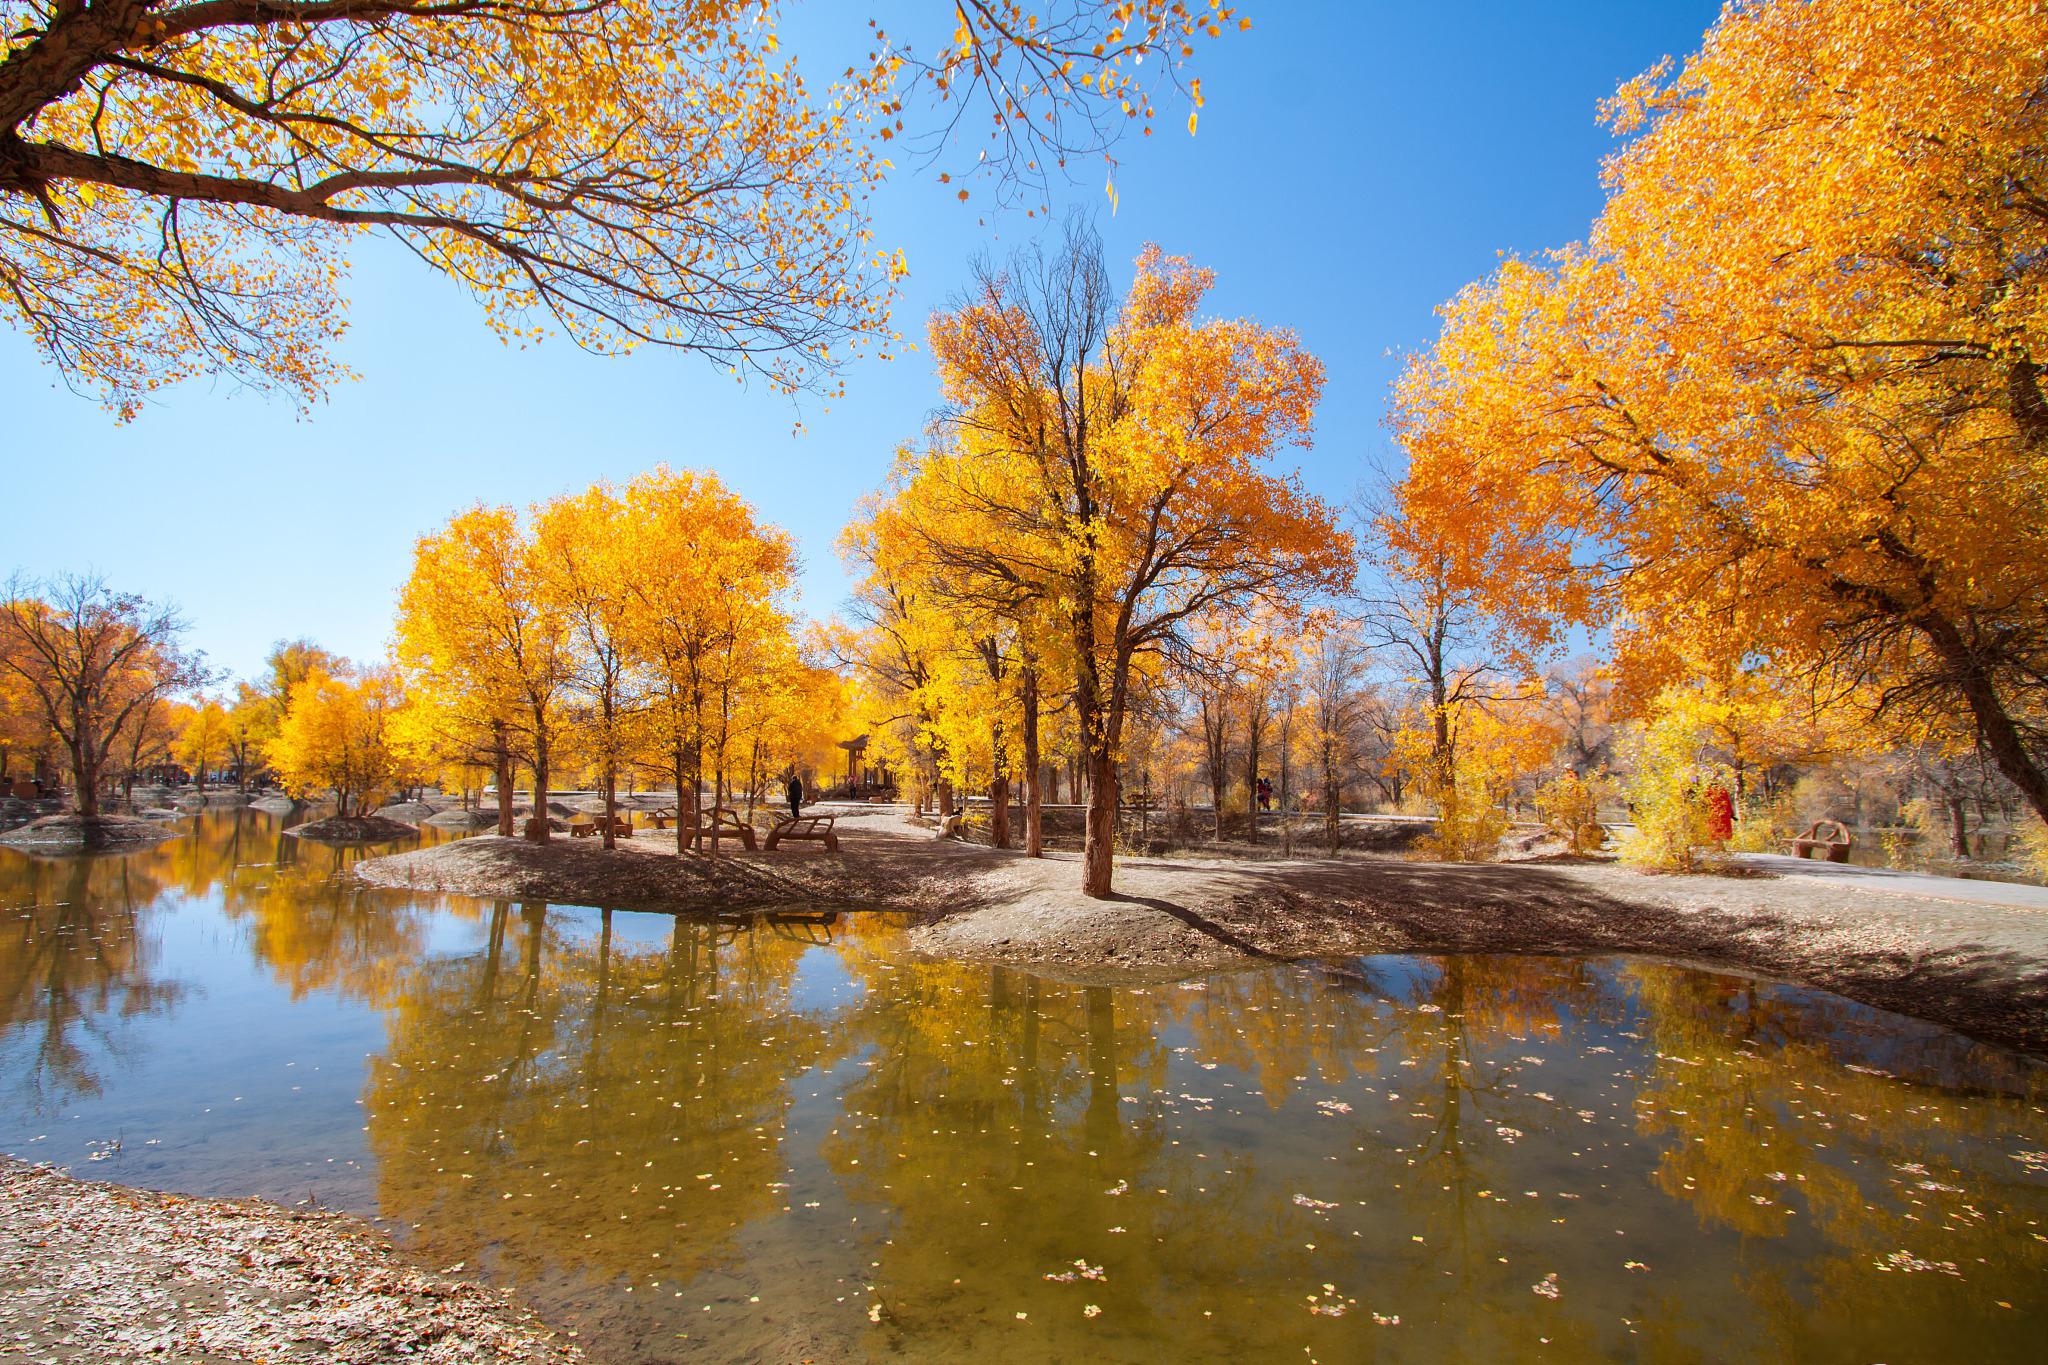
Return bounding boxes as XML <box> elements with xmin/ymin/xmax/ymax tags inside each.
<box><xmin>1391</xmin><ymin>0</ymin><xmax>2048</xmax><ymax>826</ymax></box>
<box><xmin>264</xmin><ymin>666</ymin><xmax>403</xmax><ymax>816</ymax></box>
<box><xmin>2</xmin><ymin>1</ymin><xmax>1239</xmax><ymax>415</ymax></box>
<box><xmin>851</xmin><ymin>227</ymin><xmax>1349</xmax><ymax>891</ymax></box>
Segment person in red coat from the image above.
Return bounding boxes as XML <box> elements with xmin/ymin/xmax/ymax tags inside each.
<box><xmin>1706</xmin><ymin>783</ymin><xmax>1735</xmax><ymax>845</ymax></box>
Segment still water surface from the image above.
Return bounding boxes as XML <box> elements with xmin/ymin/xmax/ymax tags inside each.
<box><xmin>4</xmin><ymin>811</ymin><xmax>2046</xmax><ymax>1362</ymax></box>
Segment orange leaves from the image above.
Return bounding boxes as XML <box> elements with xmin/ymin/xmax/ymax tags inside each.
<box><xmin>265</xmin><ymin>666</ymin><xmax>404</xmax><ymax>816</ymax></box>
<box><xmin>1391</xmin><ymin>0</ymin><xmax>2048</xmax><ymax>819</ymax></box>
<box><xmin>8</xmin><ymin>2</ymin><xmax>1243</xmax><ymax>416</ymax></box>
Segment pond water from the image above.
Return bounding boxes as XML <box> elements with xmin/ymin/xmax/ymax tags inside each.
<box><xmin>4</xmin><ymin>811</ymin><xmax>2046</xmax><ymax>1363</ymax></box>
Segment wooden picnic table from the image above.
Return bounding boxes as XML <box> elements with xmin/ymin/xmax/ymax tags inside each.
<box><xmin>691</xmin><ymin>806</ymin><xmax>758</xmax><ymax>851</ymax></box>
<box><xmin>765</xmin><ymin>812</ymin><xmax>838</xmax><ymax>852</ymax></box>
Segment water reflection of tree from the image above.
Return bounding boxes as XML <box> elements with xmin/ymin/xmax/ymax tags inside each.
<box><xmin>0</xmin><ymin>849</ymin><xmax>185</xmax><ymax>1109</ymax></box>
<box><xmin>1624</xmin><ymin>961</ymin><xmax>2048</xmax><ymax>1362</ymax></box>
<box><xmin>365</xmin><ymin>909</ymin><xmax>839</xmax><ymax>1298</ymax></box>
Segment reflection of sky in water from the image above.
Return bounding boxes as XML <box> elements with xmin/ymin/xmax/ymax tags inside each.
<box><xmin>3</xmin><ymin>810</ymin><xmax>2046</xmax><ymax>1364</ymax></box>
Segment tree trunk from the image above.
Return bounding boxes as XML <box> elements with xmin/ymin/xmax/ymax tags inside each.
<box><xmin>745</xmin><ymin>737</ymin><xmax>761</xmax><ymax>822</ymax></box>
<box><xmin>937</xmin><ymin>778</ymin><xmax>954</xmax><ymax>818</ymax></box>
<box><xmin>71</xmin><ymin>733</ymin><xmax>99</xmax><ymax>818</ymax></box>
<box><xmin>710</xmin><ymin>766</ymin><xmax>724</xmax><ymax>858</ymax></box>
<box><xmin>601</xmin><ymin>758</ymin><xmax>617</xmax><ymax>852</ymax></box>
<box><xmin>528</xmin><ymin>723</ymin><xmax>552</xmax><ymax>844</ymax></box>
<box><xmin>1914</xmin><ymin>611</ymin><xmax>2048</xmax><ymax>827</ymax></box>
<box><xmin>1209</xmin><ymin>756</ymin><xmax>1227</xmax><ymax>842</ymax></box>
<box><xmin>1947</xmin><ymin>795</ymin><xmax>1969</xmax><ymax>860</ymax></box>
<box><xmin>1278</xmin><ymin>705</ymin><xmax>1293</xmax><ymax>857</ymax></box>
<box><xmin>1082</xmin><ymin>749</ymin><xmax>1120</xmax><ymax>897</ymax></box>
<box><xmin>1323</xmin><ymin>740</ymin><xmax>1341</xmax><ymax>855</ymax></box>
<box><xmin>599</xmin><ymin>693</ymin><xmax>618</xmax><ymax>851</ymax></box>
<box><xmin>494</xmin><ymin>724</ymin><xmax>515</xmax><ymax>837</ymax></box>
<box><xmin>990</xmin><ymin>773</ymin><xmax>1011</xmax><ymax>849</ymax></box>
<box><xmin>1244</xmin><ymin>704</ymin><xmax>1263</xmax><ymax>846</ymax></box>
<box><xmin>684</xmin><ymin>749</ymin><xmax>700</xmax><ymax>855</ymax></box>
<box><xmin>1021</xmin><ymin>664</ymin><xmax>1043</xmax><ymax>857</ymax></box>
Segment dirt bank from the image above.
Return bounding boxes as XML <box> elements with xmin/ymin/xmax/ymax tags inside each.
<box><xmin>287</xmin><ymin>814</ymin><xmax>419</xmax><ymax>843</ymax></box>
<box><xmin>0</xmin><ymin>1159</ymin><xmax>578</xmax><ymax>1365</ymax></box>
<box><xmin>355</xmin><ymin>816</ymin><xmax>978</xmax><ymax>916</ymax></box>
<box><xmin>0</xmin><ymin>812</ymin><xmax>181</xmax><ymax>850</ymax></box>
<box><xmin>355</xmin><ymin>807</ymin><xmax>2048</xmax><ymax>1054</ymax></box>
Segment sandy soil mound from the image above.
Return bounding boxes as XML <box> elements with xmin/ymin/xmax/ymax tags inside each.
<box><xmin>357</xmin><ymin>823</ymin><xmax>972</xmax><ymax>917</ymax></box>
<box><xmin>172</xmin><ymin>792</ymin><xmax>249</xmax><ymax>809</ymax></box>
<box><xmin>0</xmin><ymin>1159</ymin><xmax>579</xmax><ymax>1365</ymax></box>
<box><xmin>0</xmin><ymin>813</ymin><xmax>182</xmax><ymax>850</ymax></box>
<box><xmin>425</xmin><ymin>807</ymin><xmax>498</xmax><ymax>828</ymax></box>
<box><xmin>286</xmin><ymin>814</ymin><xmax>418</xmax><ymax>843</ymax></box>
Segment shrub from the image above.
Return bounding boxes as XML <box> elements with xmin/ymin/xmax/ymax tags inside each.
<box><xmin>1535</xmin><ymin>771</ymin><xmax>1609</xmax><ymax>854</ymax></box>
<box><xmin>1618</xmin><ymin>715</ymin><xmax>1727</xmax><ymax>872</ymax></box>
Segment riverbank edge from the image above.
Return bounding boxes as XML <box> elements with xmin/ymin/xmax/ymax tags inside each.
<box><xmin>0</xmin><ymin>1158</ymin><xmax>580</xmax><ymax>1364</ymax></box>
<box><xmin>354</xmin><ymin>817</ymin><xmax>2048</xmax><ymax>1055</ymax></box>
<box><xmin>0</xmin><ymin>812</ymin><xmax>183</xmax><ymax>850</ymax></box>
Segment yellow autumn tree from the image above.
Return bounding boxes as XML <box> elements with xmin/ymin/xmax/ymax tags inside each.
<box><xmin>394</xmin><ymin>505</ymin><xmax>572</xmax><ymax>841</ymax></box>
<box><xmin>175</xmin><ymin>696</ymin><xmax>232</xmax><ymax>792</ymax></box>
<box><xmin>847</xmin><ymin>438</ymin><xmax>1070</xmax><ymax>851</ymax></box>
<box><xmin>0</xmin><ymin>573</ymin><xmax>209</xmax><ymax>818</ymax></box>
<box><xmin>616</xmin><ymin>467</ymin><xmax>799</xmax><ymax>853</ymax></box>
<box><xmin>899</xmin><ymin>222</ymin><xmax>1351</xmax><ymax>895</ymax></box>
<box><xmin>534</xmin><ymin>483</ymin><xmax>643</xmax><ymax>849</ymax></box>
<box><xmin>266</xmin><ymin>666</ymin><xmax>402</xmax><ymax>817</ymax></box>
<box><xmin>1392</xmin><ymin>0</ymin><xmax>2048</xmax><ymax>830</ymax></box>
<box><xmin>3</xmin><ymin>1</ymin><xmax>1241</xmax><ymax>418</ymax></box>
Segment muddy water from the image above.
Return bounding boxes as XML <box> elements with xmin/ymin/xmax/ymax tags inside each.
<box><xmin>3</xmin><ymin>810</ymin><xmax>2045</xmax><ymax>1362</ymax></box>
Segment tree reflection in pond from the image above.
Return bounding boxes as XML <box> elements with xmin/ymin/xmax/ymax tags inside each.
<box><xmin>0</xmin><ymin>850</ymin><xmax>184</xmax><ymax>1108</ymax></box>
<box><xmin>2</xmin><ymin>811</ymin><xmax>2045</xmax><ymax>1363</ymax></box>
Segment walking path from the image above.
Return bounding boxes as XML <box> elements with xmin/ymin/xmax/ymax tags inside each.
<box><xmin>1729</xmin><ymin>852</ymin><xmax>2048</xmax><ymax>910</ymax></box>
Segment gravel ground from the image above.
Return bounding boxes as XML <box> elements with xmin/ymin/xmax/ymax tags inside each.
<box><xmin>0</xmin><ymin>1159</ymin><xmax>579</xmax><ymax>1364</ymax></box>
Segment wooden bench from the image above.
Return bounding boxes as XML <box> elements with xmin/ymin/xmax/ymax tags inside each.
<box><xmin>765</xmin><ymin>813</ymin><xmax>839</xmax><ymax>851</ymax></box>
<box><xmin>570</xmin><ymin>813</ymin><xmax>634</xmax><ymax>838</ymax></box>
<box><xmin>692</xmin><ymin>806</ymin><xmax>757</xmax><ymax>851</ymax></box>
<box><xmin>1788</xmin><ymin>819</ymin><xmax>1853</xmax><ymax>863</ymax></box>
<box><xmin>647</xmin><ymin>807</ymin><xmax>678</xmax><ymax>830</ymax></box>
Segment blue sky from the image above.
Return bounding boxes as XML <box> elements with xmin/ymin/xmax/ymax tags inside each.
<box><xmin>2</xmin><ymin>1</ymin><xmax>1719</xmax><ymax>683</ymax></box>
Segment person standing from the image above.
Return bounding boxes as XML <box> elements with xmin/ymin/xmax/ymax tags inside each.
<box><xmin>1706</xmin><ymin>783</ymin><xmax>1735</xmax><ymax>846</ymax></box>
<box><xmin>785</xmin><ymin>771</ymin><xmax>804</xmax><ymax>821</ymax></box>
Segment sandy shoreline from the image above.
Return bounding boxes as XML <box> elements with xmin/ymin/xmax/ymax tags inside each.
<box><xmin>0</xmin><ymin>1159</ymin><xmax>579</xmax><ymax>1364</ymax></box>
<box><xmin>353</xmin><ymin>806</ymin><xmax>2048</xmax><ymax>1054</ymax></box>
